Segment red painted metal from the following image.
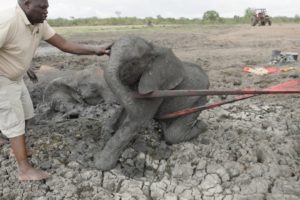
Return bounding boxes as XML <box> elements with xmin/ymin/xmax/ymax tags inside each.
<box><xmin>136</xmin><ymin>88</ymin><xmax>300</xmax><ymax>98</ymax></box>
<box><xmin>156</xmin><ymin>80</ymin><xmax>300</xmax><ymax>120</ymax></box>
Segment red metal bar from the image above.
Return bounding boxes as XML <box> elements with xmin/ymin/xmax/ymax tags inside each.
<box><xmin>136</xmin><ymin>88</ymin><xmax>300</xmax><ymax>98</ymax></box>
<box><xmin>156</xmin><ymin>80</ymin><xmax>300</xmax><ymax>120</ymax></box>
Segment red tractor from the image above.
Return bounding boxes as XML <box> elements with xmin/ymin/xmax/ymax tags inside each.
<box><xmin>251</xmin><ymin>9</ymin><xmax>272</xmax><ymax>26</ymax></box>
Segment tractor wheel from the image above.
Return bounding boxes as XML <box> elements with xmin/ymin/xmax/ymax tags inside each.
<box><xmin>265</xmin><ymin>16</ymin><xmax>272</xmax><ymax>26</ymax></box>
<box><xmin>251</xmin><ymin>16</ymin><xmax>257</xmax><ymax>26</ymax></box>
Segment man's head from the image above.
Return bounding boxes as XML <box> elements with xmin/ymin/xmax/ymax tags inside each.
<box><xmin>18</xmin><ymin>0</ymin><xmax>49</xmax><ymax>24</ymax></box>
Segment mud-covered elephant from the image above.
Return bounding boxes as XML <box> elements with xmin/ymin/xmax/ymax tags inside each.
<box><xmin>42</xmin><ymin>67</ymin><xmax>116</xmax><ymax>119</ymax></box>
<box><xmin>94</xmin><ymin>36</ymin><xmax>210</xmax><ymax>170</ymax></box>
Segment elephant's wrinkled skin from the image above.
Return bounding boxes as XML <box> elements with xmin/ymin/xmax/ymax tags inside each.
<box><xmin>95</xmin><ymin>36</ymin><xmax>210</xmax><ymax>171</ymax></box>
<box><xmin>43</xmin><ymin>67</ymin><xmax>116</xmax><ymax>118</ymax></box>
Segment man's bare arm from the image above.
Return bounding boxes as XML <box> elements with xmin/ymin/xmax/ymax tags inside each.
<box><xmin>46</xmin><ymin>33</ymin><xmax>111</xmax><ymax>56</ymax></box>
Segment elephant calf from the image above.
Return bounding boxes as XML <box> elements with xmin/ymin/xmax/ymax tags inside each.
<box><xmin>42</xmin><ymin>67</ymin><xmax>116</xmax><ymax>118</ymax></box>
<box><xmin>95</xmin><ymin>36</ymin><xmax>210</xmax><ymax>171</ymax></box>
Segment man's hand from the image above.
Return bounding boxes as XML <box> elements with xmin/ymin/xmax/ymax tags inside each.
<box><xmin>95</xmin><ymin>43</ymin><xmax>112</xmax><ymax>56</ymax></box>
<box><xmin>27</xmin><ymin>65</ymin><xmax>40</xmax><ymax>83</ymax></box>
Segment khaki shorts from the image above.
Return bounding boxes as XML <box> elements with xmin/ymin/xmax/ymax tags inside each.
<box><xmin>0</xmin><ymin>76</ymin><xmax>34</xmax><ymax>138</ymax></box>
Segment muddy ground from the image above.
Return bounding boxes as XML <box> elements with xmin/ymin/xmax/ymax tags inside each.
<box><xmin>1</xmin><ymin>24</ymin><xmax>300</xmax><ymax>200</ymax></box>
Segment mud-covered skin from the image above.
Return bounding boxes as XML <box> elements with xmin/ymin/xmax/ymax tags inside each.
<box><xmin>38</xmin><ymin>67</ymin><xmax>116</xmax><ymax>121</ymax></box>
<box><xmin>95</xmin><ymin>36</ymin><xmax>210</xmax><ymax>171</ymax></box>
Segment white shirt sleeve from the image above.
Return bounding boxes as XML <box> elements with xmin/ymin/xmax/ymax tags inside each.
<box><xmin>41</xmin><ymin>20</ymin><xmax>56</xmax><ymax>41</ymax></box>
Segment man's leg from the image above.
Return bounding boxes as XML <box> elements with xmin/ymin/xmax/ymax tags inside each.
<box><xmin>10</xmin><ymin>134</ymin><xmax>48</xmax><ymax>181</ymax></box>
<box><xmin>0</xmin><ymin>77</ymin><xmax>48</xmax><ymax>181</ymax></box>
<box><xmin>9</xmin><ymin>120</ymin><xmax>34</xmax><ymax>157</ymax></box>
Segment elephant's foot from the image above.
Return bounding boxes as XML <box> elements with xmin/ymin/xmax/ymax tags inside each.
<box><xmin>94</xmin><ymin>148</ymin><xmax>122</xmax><ymax>171</ymax></box>
<box><xmin>164</xmin><ymin>119</ymin><xmax>207</xmax><ymax>144</ymax></box>
<box><xmin>94</xmin><ymin>116</ymin><xmax>140</xmax><ymax>171</ymax></box>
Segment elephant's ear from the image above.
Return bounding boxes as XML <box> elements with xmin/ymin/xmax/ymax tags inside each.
<box><xmin>138</xmin><ymin>48</ymin><xmax>185</xmax><ymax>94</ymax></box>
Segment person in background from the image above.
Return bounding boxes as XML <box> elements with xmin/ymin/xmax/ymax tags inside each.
<box><xmin>0</xmin><ymin>0</ymin><xmax>111</xmax><ymax>181</ymax></box>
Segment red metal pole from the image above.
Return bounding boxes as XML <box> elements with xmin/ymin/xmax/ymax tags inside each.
<box><xmin>136</xmin><ymin>88</ymin><xmax>300</xmax><ymax>98</ymax></box>
<box><xmin>156</xmin><ymin>80</ymin><xmax>300</xmax><ymax>120</ymax></box>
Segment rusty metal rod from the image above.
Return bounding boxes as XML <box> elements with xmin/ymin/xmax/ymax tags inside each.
<box><xmin>136</xmin><ymin>88</ymin><xmax>300</xmax><ymax>98</ymax></box>
<box><xmin>156</xmin><ymin>80</ymin><xmax>300</xmax><ymax>119</ymax></box>
<box><xmin>156</xmin><ymin>95</ymin><xmax>253</xmax><ymax>120</ymax></box>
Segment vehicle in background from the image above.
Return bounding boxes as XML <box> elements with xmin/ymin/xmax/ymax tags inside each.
<box><xmin>251</xmin><ymin>8</ymin><xmax>272</xmax><ymax>26</ymax></box>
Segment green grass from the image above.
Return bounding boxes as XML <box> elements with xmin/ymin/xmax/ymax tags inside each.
<box><xmin>53</xmin><ymin>23</ymin><xmax>246</xmax><ymax>37</ymax></box>
<box><xmin>53</xmin><ymin>24</ymin><xmax>184</xmax><ymax>36</ymax></box>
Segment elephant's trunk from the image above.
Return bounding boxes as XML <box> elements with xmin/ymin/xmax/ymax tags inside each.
<box><xmin>104</xmin><ymin>63</ymin><xmax>133</xmax><ymax>104</ymax></box>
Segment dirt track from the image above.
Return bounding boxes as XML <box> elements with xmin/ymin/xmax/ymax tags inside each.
<box><xmin>1</xmin><ymin>24</ymin><xmax>300</xmax><ymax>200</ymax></box>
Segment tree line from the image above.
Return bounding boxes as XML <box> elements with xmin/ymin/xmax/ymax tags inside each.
<box><xmin>47</xmin><ymin>9</ymin><xmax>300</xmax><ymax>27</ymax></box>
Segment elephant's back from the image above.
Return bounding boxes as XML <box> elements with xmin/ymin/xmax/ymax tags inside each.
<box><xmin>155</xmin><ymin>62</ymin><xmax>209</xmax><ymax>118</ymax></box>
<box><xmin>182</xmin><ymin>62</ymin><xmax>209</xmax><ymax>89</ymax></box>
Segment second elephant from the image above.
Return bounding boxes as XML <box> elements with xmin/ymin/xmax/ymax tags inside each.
<box><xmin>95</xmin><ymin>36</ymin><xmax>210</xmax><ymax>171</ymax></box>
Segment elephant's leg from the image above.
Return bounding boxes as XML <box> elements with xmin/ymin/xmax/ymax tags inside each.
<box><xmin>95</xmin><ymin>99</ymin><xmax>163</xmax><ymax>171</ymax></box>
<box><xmin>94</xmin><ymin>117</ymin><xmax>140</xmax><ymax>171</ymax></box>
<box><xmin>162</xmin><ymin>112</ymin><xmax>207</xmax><ymax>144</ymax></box>
<box><xmin>100</xmin><ymin>106</ymin><xmax>125</xmax><ymax>144</ymax></box>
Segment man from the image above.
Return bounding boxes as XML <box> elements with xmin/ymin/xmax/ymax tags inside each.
<box><xmin>0</xmin><ymin>0</ymin><xmax>110</xmax><ymax>181</ymax></box>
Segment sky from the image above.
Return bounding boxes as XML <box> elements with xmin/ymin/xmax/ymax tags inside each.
<box><xmin>0</xmin><ymin>0</ymin><xmax>299</xmax><ymax>19</ymax></box>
